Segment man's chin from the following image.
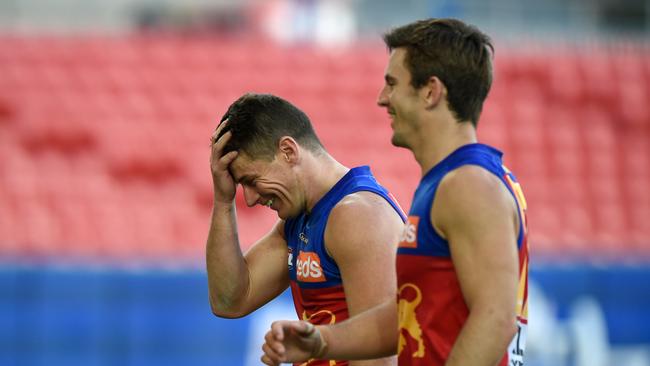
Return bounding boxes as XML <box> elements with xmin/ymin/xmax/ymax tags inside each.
<box><xmin>391</xmin><ymin>135</ymin><xmax>410</xmax><ymax>149</ymax></box>
<box><xmin>277</xmin><ymin>206</ymin><xmax>303</xmax><ymax>220</ymax></box>
<box><xmin>276</xmin><ymin>211</ymin><xmax>291</xmax><ymax>220</ymax></box>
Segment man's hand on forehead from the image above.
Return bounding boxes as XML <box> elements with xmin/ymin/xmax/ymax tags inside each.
<box><xmin>209</xmin><ymin>118</ymin><xmax>239</xmax><ymax>204</ymax></box>
<box><xmin>212</xmin><ymin>118</ymin><xmax>230</xmax><ymax>146</ymax></box>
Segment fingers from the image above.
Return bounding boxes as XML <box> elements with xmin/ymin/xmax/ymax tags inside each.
<box><xmin>260</xmin><ymin>354</ymin><xmax>280</xmax><ymax>366</ymax></box>
<box><xmin>262</xmin><ymin>329</ymin><xmax>284</xmax><ymax>366</ymax></box>
<box><xmin>265</xmin><ymin>329</ymin><xmax>286</xmax><ymax>355</ymax></box>
<box><xmin>219</xmin><ymin>150</ymin><xmax>238</xmax><ymax>166</ymax></box>
<box><xmin>214</xmin><ymin>118</ymin><xmax>229</xmax><ymax>140</ymax></box>
<box><xmin>210</xmin><ymin>130</ymin><xmax>237</xmax><ymax>169</ymax></box>
<box><xmin>210</xmin><ymin>117</ymin><xmax>232</xmax><ymax>151</ymax></box>
<box><xmin>262</xmin><ymin>341</ymin><xmax>283</xmax><ymax>364</ymax></box>
<box><xmin>270</xmin><ymin>321</ymin><xmax>287</xmax><ymax>341</ymax></box>
<box><xmin>211</xmin><ymin>129</ymin><xmax>232</xmax><ymax>152</ymax></box>
<box><xmin>260</xmin><ymin>355</ymin><xmax>273</xmax><ymax>366</ymax></box>
<box><xmin>263</xmin><ymin>321</ymin><xmax>319</xmax><ymax>364</ymax></box>
<box><xmin>298</xmin><ymin>321</ymin><xmax>316</xmax><ymax>336</ymax></box>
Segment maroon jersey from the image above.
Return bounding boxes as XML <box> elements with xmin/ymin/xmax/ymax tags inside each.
<box><xmin>396</xmin><ymin>144</ymin><xmax>529</xmax><ymax>366</ymax></box>
<box><xmin>285</xmin><ymin>167</ymin><xmax>406</xmax><ymax>366</ymax></box>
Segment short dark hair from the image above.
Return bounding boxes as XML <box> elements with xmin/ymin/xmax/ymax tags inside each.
<box><xmin>383</xmin><ymin>18</ymin><xmax>494</xmax><ymax>126</ymax></box>
<box><xmin>216</xmin><ymin>93</ymin><xmax>324</xmax><ymax>160</ymax></box>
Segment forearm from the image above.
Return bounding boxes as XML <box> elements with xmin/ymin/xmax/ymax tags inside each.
<box><xmin>445</xmin><ymin>307</ymin><xmax>517</xmax><ymax>366</ymax></box>
<box><xmin>319</xmin><ymin>299</ymin><xmax>398</xmax><ymax>361</ymax></box>
<box><xmin>206</xmin><ymin>201</ymin><xmax>250</xmax><ymax>317</ymax></box>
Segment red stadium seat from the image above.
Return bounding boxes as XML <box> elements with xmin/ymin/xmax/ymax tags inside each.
<box><xmin>1</xmin><ymin>36</ymin><xmax>649</xmax><ymax>261</ymax></box>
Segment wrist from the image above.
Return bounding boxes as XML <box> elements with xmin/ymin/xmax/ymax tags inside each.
<box><xmin>313</xmin><ymin>325</ymin><xmax>329</xmax><ymax>359</ymax></box>
<box><xmin>212</xmin><ymin>198</ymin><xmax>236</xmax><ymax>212</ymax></box>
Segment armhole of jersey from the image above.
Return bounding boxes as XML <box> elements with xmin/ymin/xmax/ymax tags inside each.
<box><xmin>319</xmin><ymin>186</ymin><xmax>405</xmax><ymax>277</ymax></box>
<box><xmin>358</xmin><ymin>187</ymin><xmax>408</xmax><ymax>223</ymax></box>
<box><xmin>498</xmin><ymin>172</ymin><xmax>525</xmax><ymax>249</ymax></box>
<box><xmin>426</xmin><ymin>178</ymin><xmax>450</xmax><ymax>256</ymax></box>
<box><xmin>426</xmin><ymin>161</ymin><xmax>525</xmax><ymax>255</ymax></box>
<box><xmin>474</xmin><ymin>164</ymin><xmax>525</xmax><ymax>250</ymax></box>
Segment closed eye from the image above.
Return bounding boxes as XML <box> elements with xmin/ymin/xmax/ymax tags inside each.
<box><xmin>385</xmin><ymin>75</ymin><xmax>397</xmax><ymax>86</ymax></box>
<box><xmin>235</xmin><ymin>173</ymin><xmax>255</xmax><ymax>186</ymax></box>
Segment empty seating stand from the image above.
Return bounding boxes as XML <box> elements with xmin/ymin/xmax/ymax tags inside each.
<box><xmin>0</xmin><ymin>35</ymin><xmax>648</xmax><ymax>262</ymax></box>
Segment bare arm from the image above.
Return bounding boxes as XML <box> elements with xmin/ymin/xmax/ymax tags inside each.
<box><xmin>207</xmin><ymin>213</ymin><xmax>289</xmax><ymax>318</ymax></box>
<box><xmin>432</xmin><ymin>166</ymin><xmax>520</xmax><ymax>366</ymax></box>
<box><xmin>325</xmin><ymin>191</ymin><xmax>403</xmax><ymax>365</ymax></box>
<box><xmin>261</xmin><ymin>191</ymin><xmax>404</xmax><ymax>365</ymax></box>
<box><xmin>321</xmin><ymin>298</ymin><xmax>398</xmax><ymax>360</ymax></box>
<box><xmin>207</xmin><ymin>122</ymin><xmax>289</xmax><ymax>318</ymax></box>
<box><xmin>262</xmin><ymin>299</ymin><xmax>398</xmax><ymax>365</ymax></box>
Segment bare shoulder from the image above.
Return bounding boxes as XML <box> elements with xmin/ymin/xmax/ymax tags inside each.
<box><xmin>441</xmin><ymin>164</ymin><xmax>504</xmax><ymax>191</ymax></box>
<box><xmin>438</xmin><ymin>165</ymin><xmax>513</xmax><ymax>204</ymax></box>
<box><xmin>433</xmin><ymin>165</ymin><xmax>517</xmax><ymax>238</ymax></box>
<box><xmin>329</xmin><ymin>191</ymin><xmax>403</xmax><ymax>229</ymax></box>
<box><xmin>325</xmin><ymin>191</ymin><xmax>404</xmax><ymax>259</ymax></box>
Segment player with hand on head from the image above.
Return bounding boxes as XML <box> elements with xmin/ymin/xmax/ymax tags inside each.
<box><xmin>262</xmin><ymin>18</ymin><xmax>530</xmax><ymax>366</ymax></box>
<box><xmin>207</xmin><ymin>93</ymin><xmax>406</xmax><ymax>366</ymax></box>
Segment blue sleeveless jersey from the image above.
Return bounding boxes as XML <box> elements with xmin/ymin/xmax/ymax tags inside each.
<box><xmin>284</xmin><ymin>166</ymin><xmax>406</xmax><ymax>366</ymax></box>
<box><xmin>396</xmin><ymin>143</ymin><xmax>529</xmax><ymax>366</ymax></box>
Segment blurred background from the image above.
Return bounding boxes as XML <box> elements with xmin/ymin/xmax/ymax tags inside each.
<box><xmin>1</xmin><ymin>0</ymin><xmax>649</xmax><ymax>365</ymax></box>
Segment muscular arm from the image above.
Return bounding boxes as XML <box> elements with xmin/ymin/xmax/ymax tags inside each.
<box><xmin>261</xmin><ymin>192</ymin><xmax>404</xmax><ymax>365</ymax></box>
<box><xmin>262</xmin><ymin>299</ymin><xmax>397</xmax><ymax>365</ymax></box>
<box><xmin>206</xmin><ymin>122</ymin><xmax>289</xmax><ymax>318</ymax></box>
<box><xmin>323</xmin><ymin>191</ymin><xmax>404</xmax><ymax>365</ymax></box>
<box><xmin>206</xmin><ymin>212</ymin><xmax>289</xmax><ymax>318</ymax></box>
<box><xmin>319</xmin><ymin>299</ymin><xmax>398</xmax><ymax>360</ymax></box>
<box><xmin>432</xmin><ymin>166</ymin><xmax>520</xmax><ymax>366</ymax></box>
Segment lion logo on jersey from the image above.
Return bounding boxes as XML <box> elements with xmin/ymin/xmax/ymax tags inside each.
<box><xmin>398</xmin><ymin>283</ymin><xmax>425</xmax><ymax>358</ymax></box>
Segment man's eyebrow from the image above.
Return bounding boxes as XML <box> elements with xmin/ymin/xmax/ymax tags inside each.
<box><xmin>236</xmin><ymin>174</ymin><xmax>255</xmax><ymax>184</ymax></box>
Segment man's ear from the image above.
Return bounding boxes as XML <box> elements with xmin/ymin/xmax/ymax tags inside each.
<box><xmin>278</xmin><ymin>136</ymin><xmax>300</xmax><ymax>164</ymax></box>
<box><xmin>421</xmin><ymin>76</ymin><xmax>447</xmax><ymax>109</ymax></box>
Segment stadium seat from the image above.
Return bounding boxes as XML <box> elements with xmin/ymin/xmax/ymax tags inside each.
<box><xmin>1</xmin><ymin>36</ymin><xmax>649</xmax><ymax>260</ymax></box>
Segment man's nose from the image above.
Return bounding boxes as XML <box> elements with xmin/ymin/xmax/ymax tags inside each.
<box><xmin>377</xmin><ymin>85</ymin><xmax>389</xmax><ymax>107</ymax></box>
<box><xmin>242</xmin><ymin>185</ymin><xmax>260</xmax><ymax>207</ymax></box>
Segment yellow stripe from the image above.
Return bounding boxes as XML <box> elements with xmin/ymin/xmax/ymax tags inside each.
<box><xmin>516</xmin><ymin>255</ymin><xmax>528</xmax><ymax>318</ymax></box>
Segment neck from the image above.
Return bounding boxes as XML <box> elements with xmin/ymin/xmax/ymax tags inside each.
<box><xmin>411</xmin><ymin>118</ymin><xmax>477</xmax><ymax>176</ymax></box>
<box><xmin>301</xmin><ymin>152</ymin><xmax>349</xmax><ymax>213</ymax></box>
